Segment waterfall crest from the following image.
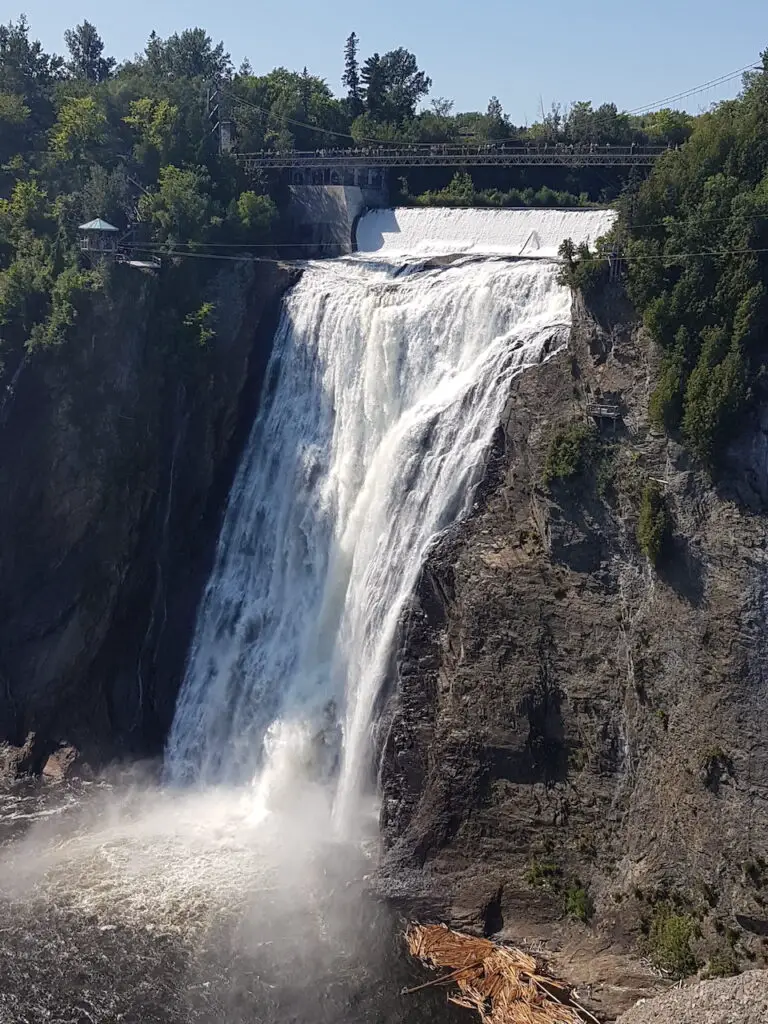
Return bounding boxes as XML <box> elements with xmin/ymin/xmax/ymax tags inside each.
<box><xmin>166</xmin><ymin>248</ymin><xmax>574</xmax><ymax>827</ymax></box>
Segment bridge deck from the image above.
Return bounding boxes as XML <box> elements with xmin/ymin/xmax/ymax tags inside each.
<box><xmin>237</xmin><ymin>145</ymin><xmax>665</xmax><ymax>172</ymax></box>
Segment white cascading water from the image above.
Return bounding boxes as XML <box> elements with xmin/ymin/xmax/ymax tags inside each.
<box><xmin>166</xmin><ymin>208</ymin><xmax>614</xmax><ymax>830</ymax></box>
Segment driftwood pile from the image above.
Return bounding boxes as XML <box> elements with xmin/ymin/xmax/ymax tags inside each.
<box><xmin>404</xmin><ymin>923</ymin><xmax>601</xmax><ymax>1024</ymax></box>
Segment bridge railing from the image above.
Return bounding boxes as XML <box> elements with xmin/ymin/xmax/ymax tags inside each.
<box><xmin>236</xmin><ymin>144</ymin><xmax>668</xmax><ymax>172</ymax></box>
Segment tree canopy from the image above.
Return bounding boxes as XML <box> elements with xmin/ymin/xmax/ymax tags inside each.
<box><xmin>622</xmin><ymin>53</ymin><xmax>768</xmax><ymax>466</ymax></box>
<box><xmin>0</xmin><ymin>10</ymin><xmax>735</xmax><ymax>409</ymax></box>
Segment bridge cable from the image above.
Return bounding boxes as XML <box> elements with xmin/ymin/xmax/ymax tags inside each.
<box><xmin>628</xmin><ymin>62</ymin><xmax>759</xmax><ymax>115</ymax></box>
<box><xmin>125</xmin><ymin>243</ymin><xmax>768</xmax><ymax>267</ymax></box>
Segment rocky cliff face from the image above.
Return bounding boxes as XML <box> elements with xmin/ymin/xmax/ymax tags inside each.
<box><xmin>378</xmin><ymin>287</ymin><xmax>768</xmax><ymax>1010</ymax></box>
<box><xmin>0</xmin><ymin>259</ymin><xmax>297</xmax><ymax>772</ymax></box>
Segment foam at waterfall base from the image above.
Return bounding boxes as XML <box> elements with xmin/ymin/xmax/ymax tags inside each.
<box><xmin>355</xmin><ymin>206</ymin><xmax>618</xmax><ymax>258</ymax></box>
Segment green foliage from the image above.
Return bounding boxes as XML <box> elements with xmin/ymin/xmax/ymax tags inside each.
<box><xmin>235</xmin><ymin>191</ymin><xmax>277</xmax><ymax>239</ymax></box>
<box><xmin>565</xmin><ymin>886</ymin><xmax>594</xmax><ymax>922</ymax></box>
<box><xmin>410</xmin><ymin>173</ymin><xmax>592</xmax><ymax>210</ymax></box>
<box><xmin>624</xmin><ymin>53</ymin><xmax>768</xmax><ymax>469</ymax></box>
<box><xmin>525</xmin><ymin>858</ymin><xmax>563</xmax><ymax>890</ymax></box>
<box><xmin>139</xmin><ymin>28</ymin><xmax>232</xmax><ymax>80</ymax></box>
<box><xmin>557</xmin><ymin>238</ymin><xmax>609</xmax><ymax>297</ymax></box>
<box><xmin>183</xmin><ymin>301</ymin><xmax>216</xmax><ymax>347</ymax></box>
<box><xmin>0</xmin><ymin>90</ymin><xmax>29</xmax><ymax>124</ymax></box>
<box><xmin>2</xmin><ymin>178</ymin><xmax>52</xmax><ymax>235</ymax></box>
<box><xmin>361</xmin><ymin>48</ymin><xmax>431</xmax><ymax>122</ymax></box>
<box><xmin>526</xmin><ymin>859</ymin><xmax>594</xmax><ymax>923</ymax></box>
<box><xmin>704</xmin><ymin>950</ymin><xmax>740</xmax><ymax>979</ymax></box>
<box><xmin>342</xmin><ymin>32</ymin><xmax>363</xmax><ymax>118</ymax></box>
<box><xmin>27</xmin><ymin>264</ymin><xmax>102</xmax><ymax>349</ymax></box>
<box><xmin>644</xmin><ymin>905</ymin><xmax>700</xmax><ymax>978</ymax></box>
<box><xmin>64</xmin><ymin>21</ymin><xmax>115</xmax><ymax>82</ymax></box>
<box><xmin>543</xmin><ymin>422</ymin><xmax>597</xmax><ymax>485</ymax></box>
<box><xmin>123</xmin><ymin>97</ymin><xmax>178</xmax><ymax>156</ymax></box>
<box><xmin>682</xmin><ymin>335</ymin><xmax>746</xmax><ymax>465</ymax></box>
<box><xmin>637</xmin><ymin>480</ymin><xmax>671</xmax><ymax>565</ymax></box>
<box><xmin>138</xmin><ymin>165</ymin><xmax>213</xmax><ymax>243</ymax></box>
<box><xmin>0</xmin><ymin>16</ymin><xmax>290</xmax><ymax>373</ymax></box>
<box><xmin>50</xmin><ymin>95</ymin><xmax>106</xmax><ymax>159</ymax></box>
<box><xmin>649</xmin><ymin>340</ymin><xmax>686</xmax><ymax>432</ymax></box>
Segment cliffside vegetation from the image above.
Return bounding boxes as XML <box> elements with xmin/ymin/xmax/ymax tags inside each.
<box><xmin>620</xmin><ymin>53</ymin><xmax>768</xmax><ymax>469</ymax></box>
<box><xmin>0</xmin><ymin>17</ymin><xmax>278</xmax><ymax>375</ymax></box>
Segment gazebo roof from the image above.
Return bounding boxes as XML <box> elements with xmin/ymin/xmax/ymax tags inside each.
<box><xmin>78</xmin><ymin>218</ymin><xmax>119</xmax><ymax>233</ymax></box>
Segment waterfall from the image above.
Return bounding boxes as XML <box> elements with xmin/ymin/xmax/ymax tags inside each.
<box><xmin>165</xmin><ymin>229</ymin><xmax>579</xmax><ymax>829</ymax></box>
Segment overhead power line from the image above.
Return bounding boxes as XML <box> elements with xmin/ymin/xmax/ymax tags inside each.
<box><xmin>628</xmin><ymin>62</ymin><xmax>759</xmax><ymax>115</ymax></box>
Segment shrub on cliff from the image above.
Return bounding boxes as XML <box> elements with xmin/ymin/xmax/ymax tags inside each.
<box><xmin>565</xmin><ymin>885</ymin><xmax>594</xmax><ymax>922</ymax></box>
<box><xmin>637</xmin><ymin>480</ymin><xmax>671</xmax><ymax>565</ymax></box>
<box><xmin>542</xmin><ymin>421</ymin><xmax>597</xmax><ymax>485</ymax></box>
<box><xmin>557</xmin><ymin>238</ymin><xmax>609</xmax><ymax>299</ymax></box>
<box><xmin>644</xmin><ymin>904</ymin><xmax>700</xmax><ymax>978</ymax></box>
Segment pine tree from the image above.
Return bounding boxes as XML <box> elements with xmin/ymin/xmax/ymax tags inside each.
<box><xmin>64</xmin><ymin>21</ymin><xmax>115</xmax><ymax>83</ymax></box>
<box><xmin>361</xmin><ymin>53</ymin><xmax>385</xmax><ymax>117</ymax></box>
<box><xmin>300</xmin><ymin>66</ymin><xmax>312</xmax><ymax>121</ymax></box>
<box><xmin>342</xmin><ymin>32</ymin><xmax>363</xmax><ymax>117</ymax></box>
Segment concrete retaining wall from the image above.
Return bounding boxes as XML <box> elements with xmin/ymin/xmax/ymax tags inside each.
<box><xmin>287</xmin><ymin>185</ymin><xmax>388</xmax><ymax>256</ymax></box>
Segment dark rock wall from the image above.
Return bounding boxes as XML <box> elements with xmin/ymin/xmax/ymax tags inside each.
<box><xmin>379</xmin><ymin>287</ymin><xmax>768</xmax><ymax>969</ymax></box>
<box><xmin>0</xmin><ymin>259</ymin><xmax>297</xmax><ymax>768</ymax></box>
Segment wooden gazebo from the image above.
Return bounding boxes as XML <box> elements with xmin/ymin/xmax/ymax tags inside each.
<box><xmin>78</xmin><ymin>218</ymin><xmax>119</xmax><ymax>258</ymax></box>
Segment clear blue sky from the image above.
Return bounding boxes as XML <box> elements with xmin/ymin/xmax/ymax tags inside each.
<box><xmin>10</xmin><ymin>0</ymin><xmax>768</xmax><ymax>122</ymax></box>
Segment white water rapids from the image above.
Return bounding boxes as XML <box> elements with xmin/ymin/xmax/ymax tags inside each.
<box><xmin>166</xmin><ymin>209</ymin><xmax>602</xmax><ymax>830</ymax></box>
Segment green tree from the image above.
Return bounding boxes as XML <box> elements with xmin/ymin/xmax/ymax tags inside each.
<box><xmin>379</xmin><ymin>48</ymin><xmax>431</xmax><ymax>121</ymax></box>
<box><xmin>484</xmin><ymin>96</ymin><xmax>508</xmax><ymax>139</ymax></box>
<box><xmin>49</xmin><ymin>95</ymin><xmax>106</xmax><ymax>159</ymax></box>
<box><xmin>0</xmin><ymin>16</ymin><xmax>63</xmax><ymax>95</ymax></box>
<box><xmin>0</xmin><ymin>90</ymin><xmax>29</xmax><ymax>125</ymax></box>
<box><xmin>361</xmin><ymin>48</ymin><xmax>431</xmax><ymax>122</ymax></box>
<box><xmin>637</xmin><ymin>481</ymin><xmax>672</xmax><ymax>565</ymax></box>
<box><xmin>141</xmin><ymin>28</ymin><xmax>232</xmax><ymax>80</ymax></box>
<box><xmin>299</xmin><ymin>66</ymin><xmax>313</xmax><ymax>121</ymax></box>
<box><xmin>123</xmin><ymin>96</ymin><xmax>178</xmax><ymax>155</ymax></box>
<box><xmin>361</xmin><ymin>52</ymin><xmax>386</xmax><ymax>117</ymax></box>
<box><xmin>342</xmin><ymin>32</ymin><xmax>363</xmax><ymax>117</ymax></box>
<box><xmin>64</xmin><ymin>21</ymin><xmax>115</xmax><ymax>82</ymax></box>
<box><xmin>625</xmin><ymin>51</ymin><xmax>768</xmax><ymax>470</ymax></box>
<box><xmin>640</xmin><ymin>107</ymin><xmax>693</xmax><ymax>146</ymax></box>
<box><xmin>138</xmin><ymin>164</ymin><xmax>214</xmax><ymax>243</ymax></box>
<box><xmin>430</xmin><ymin>97</ymin><xmax>454</xmax><ymax>118</ymax></box>
<box><xmin>235</xmin><ymin>191</ymin><xmax>276</xmax><ymax>240</ymax></box>
<box><xmin>0</xmin><ymin>91</ymin><xmax>30</xmax><ymax>162</ymax></box>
